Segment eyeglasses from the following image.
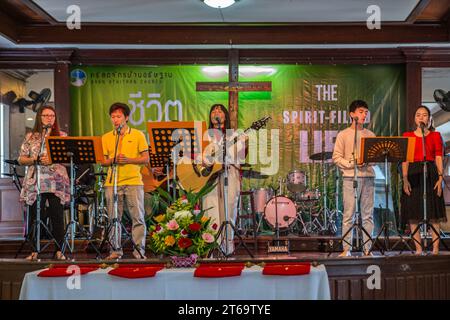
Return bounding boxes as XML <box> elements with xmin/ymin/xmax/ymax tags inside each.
<box><xmin>41</xmin><ymin>114</ymin><xmax>55</xmax><ymax>118</ymax></box>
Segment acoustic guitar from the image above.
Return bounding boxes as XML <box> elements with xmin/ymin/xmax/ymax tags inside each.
<box><xmin>176</xmin><ymin>116</ymin><xmax>271</xmax><ymax>192</ymax></box>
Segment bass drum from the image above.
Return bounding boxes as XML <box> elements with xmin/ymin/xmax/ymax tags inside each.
<box><xmin>263</xmin><ymin>196</ymin><xmax>297</xmax><ymax>230</ymax></box>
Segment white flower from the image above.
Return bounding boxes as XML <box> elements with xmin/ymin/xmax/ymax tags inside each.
<box><xmin>174</xmin><ymin>210</ymin><xmax>193</xmax><ymax>220</ymax></box>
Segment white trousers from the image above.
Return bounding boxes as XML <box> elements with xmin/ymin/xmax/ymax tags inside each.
<box><xmin>342</xmin><ymin>177</ymin><xmax>374</xmax><ymax>251</ymax></box>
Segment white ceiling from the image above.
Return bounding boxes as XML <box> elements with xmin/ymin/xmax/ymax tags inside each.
<box><xmin>33</xmin><ymin>0</ymin><xmax>419</xmax><ymax>23</ymax></box>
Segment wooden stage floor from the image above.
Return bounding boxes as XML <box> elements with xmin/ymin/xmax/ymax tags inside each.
<box><xmin>1</xmin><ymin>236</ymin><xmax>450</xmax><ymax>300</ymax></box>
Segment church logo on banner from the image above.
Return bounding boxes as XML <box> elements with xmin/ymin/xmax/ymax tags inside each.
<box><xmin>70</xmin><ymin>69</ymin><xmax>87</xmax><ymax>87</ymax></box>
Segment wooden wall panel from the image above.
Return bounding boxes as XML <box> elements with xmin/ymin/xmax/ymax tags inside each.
<box><xmin>0</xmin><ymin>179</ymin><xmax>24</xmax><ymax>239</ymax></box>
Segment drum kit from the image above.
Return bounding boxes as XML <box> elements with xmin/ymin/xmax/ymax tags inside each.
<box><xmin>241</xmin><ymin>151</ymin><xmax>342</xmax><ymax>237</ymax></box>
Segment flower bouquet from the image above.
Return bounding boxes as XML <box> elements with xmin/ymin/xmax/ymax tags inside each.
<box><xmin>148</xmin><ymin>183</ymin><xmax>218</xmax><ymax>265</ymax></box>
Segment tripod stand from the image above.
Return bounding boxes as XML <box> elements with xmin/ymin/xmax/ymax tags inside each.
<box><xmin>17</xmin><ymin>128</ymin><xmax>61</xmax><ymax>259</ymax></box>
<box><xmin>45</xmin><ymin>136</ymin><xmax>102</xmax><ymax>259</ymax></box>
<box><xmin>211</xmin><ymin>129</ymin><xmax>254</xmax><ymax>258</ymax></box>
<box><xmin>358</xmin><ymin>137</ymin><xmax>415</xmax><ymax>254</ymax></box>
<box><xmin>408</xmin><ymin>127</ymin><xmax>449</xmax><ymax>254</ymax></box>
<box><xmin>329</xmin><ymin>122</ymin><xmax>373</xmax><ymax>256</ymax></box>
<box><xmin>99</xmin><ymin>128</ymin><xmax>145</xmax><ymax>259</ymax></box>
<box><xmin>60</xmin><ymin>152</ymin><xmax>101</xmax><ymax>259</ymax></box>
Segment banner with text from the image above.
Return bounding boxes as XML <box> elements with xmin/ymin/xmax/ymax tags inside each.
<box><xmin>70</xmin><ymin>64</ymin><xmax>405</xmax><ymax>195</ymax></box>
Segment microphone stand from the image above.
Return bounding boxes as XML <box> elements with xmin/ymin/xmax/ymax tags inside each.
<box><xmin>213</xmin><ymin>122</ymin><xmax>253</xmax><ymax>258</ymax></box>
<box><xmin>33</xmin><ymin>127</ymin><xmax>60</xmax><ymax>257</ymax></box>
<box><xmin>352</xmin><ymin>119</ymin><xmax>362</xmax><ymax>251</ymax></box>
<box><xmin>421</xmin><ymin>124</ymin><xmax>428</xmax><ymax>250</ymax></box>
<box><xmin>409</xmin><ymin>124</ymin><xmax>448</xmax><ymax>253</ymax></box>
<box><xmin>100</xmin><ymin>124</ymin><xmax>144</xmax><ymax>259</ymax></box>
<box><xmin>100</xmin><ymin>124</ymin><xmax>122</xmax><ymax>257</ymax></box>
<box><xmin>331</xmin><ymin>118</ymin><xmax>373</xmax><ymax>256</ymax></box>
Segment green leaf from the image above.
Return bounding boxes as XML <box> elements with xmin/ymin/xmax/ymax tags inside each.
<box><xmin>156</xmin><ymin>187</ymin><xmax>173</xmax><ymax>204</ymax></box>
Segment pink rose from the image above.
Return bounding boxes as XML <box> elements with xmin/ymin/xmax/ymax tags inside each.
<box><xmin>193</xmin><ymin>204</ymin><xmax>201</xmax><ymax>215</ymax></box>
<box><xmin>167</xmin><ymin>219</ymin><xmax>179</xmax><ymax>231</ymax></box>
<box><xmin>202</xmin><ymin>233</ymin><xmax>215</xmax><ymax>243</ymax></box>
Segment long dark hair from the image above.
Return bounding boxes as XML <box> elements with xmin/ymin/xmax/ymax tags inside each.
<box><xmin>414</xmin><ymin>105</ymin><xmax>435</xmax><ymax>132</ymax></box>
<box><xmin>208</xmin><ymin>104</ymin><xmax>230</xmax><ymax>130</ymax></box>
<box><xmin>32</xmin><ymin>105</ymin><xmax>61</xmax><ymax>136</ymax></box>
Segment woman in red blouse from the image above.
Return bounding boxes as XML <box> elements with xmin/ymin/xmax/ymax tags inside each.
<box><xmin>401</xmin><ymin>106</ymin><xmax>446</xmax><ymax>255</ymax></box>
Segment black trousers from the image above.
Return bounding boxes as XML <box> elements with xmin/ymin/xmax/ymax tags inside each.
<box><xmin>28</xmin><ymin>193</ymin><xmax>65</xmax><ymax>250</ymax></box>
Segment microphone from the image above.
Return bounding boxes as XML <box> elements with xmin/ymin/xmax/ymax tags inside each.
<box><xmin>42</xmin><ymin>124</ymin><xmax>52</xmax><ymax>130</ymax></box>
<box><xmin>117</xmin><ymin>123</ymin><xmax>124</xmax><ymax>133</ymax></box>
<box><xmin>419</xmin><ymin>122</ymin><xmax>426</xmax><ymax>129</ymax></box>
<box><xmin>353</xmin><ymin>116</ymin><xmax>359</xmax><ymax>122</ymax></box>
<box><xmin>215</xmin><ymin>116</ymin><xmax>221</xmax><ymax>124</ymax></box>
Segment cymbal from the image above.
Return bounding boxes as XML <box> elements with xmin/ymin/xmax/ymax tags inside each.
<box><xmin>241</xmin><ymin>170</ymin><xmax>269</xmax><ymax>179</ymax></box>
<box><xmin>309</xmin><ymin>151</ymin><xmax>333</xmax><ymax>161</ymax></box>
<box><xmin>4</xmin><ymin>159</ymin><xmax>19</xmax><ymax>166</ymax></box>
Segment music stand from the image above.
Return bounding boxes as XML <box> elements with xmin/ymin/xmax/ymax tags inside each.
<box><xmin>149</xmin><ymin>149</ymin><xmax>173</xmax><ymax>194</ymax></box>
<box><xmin>147</xmin><ymin>121</ymin><xmax>206</xmax><ymax>198</ymax></box>
<box><xmin>359</xmin><ymin>137</ymin><xmax>415</xmax><ymax>254</ymax></box>
<box><xmin>46</xmin><ymin>136</ymin><xmax>103</xmax><ymax>259</ymax></box>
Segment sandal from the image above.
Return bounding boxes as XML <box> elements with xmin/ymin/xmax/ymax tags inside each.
<box><xmin>55</xmin><ymin>251</ymin><xmax>67</xmax><ymax>260</ymax></box>
<box><xmin>25</xmin><ymin>252</ymin><xmax>38</xmax><ymax>261</ymax></box>
<box><xmin>105</xmin><ymin>253</ymin><xmax>122</xmax><ymax>260</ymax></box>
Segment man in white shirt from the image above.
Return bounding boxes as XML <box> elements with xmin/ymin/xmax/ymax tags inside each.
<box><xmin>332</xmin><ymin>100</ymin><xmax>375</xmax><ymax>257</ymax></box>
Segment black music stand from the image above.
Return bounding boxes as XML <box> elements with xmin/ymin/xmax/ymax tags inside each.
<box><xmin>46</xmin><ymin>136</ymin><xmax>103</xmax><ymax>259</ymax></box>
<box><xmin>360</xmin><ymin>137</ymin><xmax>415</xmax><ymax>254</ymax></box>
<box><xmin>148</xmin><ymin>151</ymin><xmax>173</xmax><ymax>194</ymax></box>
<box><xmin>147</xmin><ymin>121</ymin><xmax>206</xmax><ymax>199</ymax></box>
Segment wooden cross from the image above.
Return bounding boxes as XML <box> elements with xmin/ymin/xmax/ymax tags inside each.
<box><xmin>196</xmin><ymin>50</ymin><xmax>272</xmax><ymax>129</ymax></box>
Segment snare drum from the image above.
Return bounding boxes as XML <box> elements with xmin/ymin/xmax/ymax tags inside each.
<box><xmin>263</xmin><ymin>196</ymin><xmax>297</xmax><ymax>230</ymax></box>
<box><xmin>286</xmin><ymin>170</ymin><xmax>307</xmax><ymax>193</ymax></box>
<box><xmin>297</xmin><ymin>188</ymin><xmax>321</xmax><ymax>201</ymax></box>
<box><xmin>253</xmin><ymin>188</ymin><xmax>274</xmax><ymax>213</ymax></box>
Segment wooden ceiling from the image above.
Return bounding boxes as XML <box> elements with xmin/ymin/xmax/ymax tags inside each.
<box><xmin>0</xmin><ymin>0</ymin><xmax>449</xmax><ymax>46</ymax></box>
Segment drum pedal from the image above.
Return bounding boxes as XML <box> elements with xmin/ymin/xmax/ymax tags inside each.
<box><xmin>267</xmin><ymin>240</ymin><xmax>290</xmax><ymax>254</ymax></box>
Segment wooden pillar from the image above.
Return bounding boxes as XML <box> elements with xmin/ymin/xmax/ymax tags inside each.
<box><xmin>403</xmin><ymin>48</ymin><xmax>424</xmax><ymax>130</ymax></box>
<box><xmin>228</xmin><ymin>49</ymin><xmax>239</xmax><ymax>130</ymax></box>
<box><xmin>54</xmin><ymin>63</ymin><xmax>71</xmax><ymax>134</ymax></box>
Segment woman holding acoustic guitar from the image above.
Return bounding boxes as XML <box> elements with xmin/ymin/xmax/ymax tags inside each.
<box><xmin>202</xmin><ymin>104</ymin><xmax>246</xmax><ymax>256</ymax></box>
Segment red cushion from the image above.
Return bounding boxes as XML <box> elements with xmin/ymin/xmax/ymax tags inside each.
<box><xmin>194</xmin><ymin>263</ymin><xmax>245</xmax><ymax>278</ymax></box>
<box><xmin>262</xmin><ymin>262</ymin><xmax>311</xmax><ymax>276</ymax></box>
<box><xmin>108</xmin><ymin>265</ymin><xmax>165</xmax><ymax>279</ymax></box>
<box><xmin>38</xmin><ymin>265</ymin><xmax>98</xmax><ymax>277</ymax></box>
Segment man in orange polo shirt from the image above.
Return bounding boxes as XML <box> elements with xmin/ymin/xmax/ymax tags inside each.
<box><xmin>102</xmin><ymin>102</ymin><xmax>149</xmax><ymax>260</ymax></box>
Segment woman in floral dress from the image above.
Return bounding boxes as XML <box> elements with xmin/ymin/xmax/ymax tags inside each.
<box><xmin>18</xmin><ymin>106</ymin><xmax>70</xmax><ymax>260</ymax></box>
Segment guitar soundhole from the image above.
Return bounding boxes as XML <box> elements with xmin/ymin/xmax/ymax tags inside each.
<box><xmin>202</xmin><ymin>167</ymin><xmax>212</xmax><ymax>177</ymax></box>
<box><xmin>192</xmin><ymin>164</ymin><xmax>201</xmax><ymax>177</ymax></box>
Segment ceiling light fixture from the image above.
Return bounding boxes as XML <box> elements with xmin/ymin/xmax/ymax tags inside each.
<box><xmin>203</xmin><ymin>0</ymin><xmax>237</xmax><ymax>9</ymax></box>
